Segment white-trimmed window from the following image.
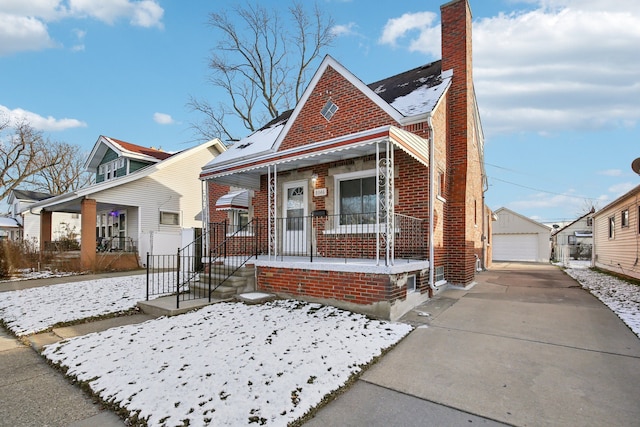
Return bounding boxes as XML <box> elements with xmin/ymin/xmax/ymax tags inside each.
<box><xmin>335</xmin><ymin>170</ymin><xmax>379</xmax><ymax>226</ymax></box>
<box><xmin>406</xmin><ymin>274</ymin><xmax>417</xmax><ymax>293</ymax></box>
<box><xmin>608</xmin><ymin>216</ymin><xmax>615</xmax><ymax>239</ymax></box>
<box><xmin>621</xmin><ymin>209</ymin><xmax>629</xmax><ymax>228</ymax></box>
<box><xmin>437</xmin><ymin>170</ymin><xmax>446</xmax><ymax>201</ymax></box>
<box><xmin>321</xmin><ymin>100</ymin><xmax>338</xmax><ymax>121</ymax></box>
<box><xmin>160</xmin><ymin>211</ymin><xmax>180</xmax><ymax>226</ymax></box>
<box><xmin>100</xmin><ymin>157</ymin><xmax>126</xmax><ymax>181</ymax></box>
<box><xmin>232</xmin><ymin>210</ymin><xmax>250</xmax><ymax>233</ymax></box>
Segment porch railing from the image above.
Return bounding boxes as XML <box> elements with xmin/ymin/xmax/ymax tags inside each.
<box><xmin>209</xmin><ymin>212</ymin><xmax>426</xmax><ymax>264</ymax></box>
<box><xmin>96</xmin><ymin>237</ymin><xmax>137</xmax><ymax>253</ymax></box>
<box><xmin>145</xmin><ymin>230</ymin><xmax>207</xmax><ymax>307</ymax></box>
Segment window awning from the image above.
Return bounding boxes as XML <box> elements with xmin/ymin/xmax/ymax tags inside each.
<box><xmin>216</xmin><ymin>190</ymin><xmax>249</xmax><ymax>211</ymax></box>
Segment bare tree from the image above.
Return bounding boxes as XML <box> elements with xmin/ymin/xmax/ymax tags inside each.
<box><xmin>32</xmin><ymin>142</ymin><xmax>93</xmax><ymax>194</ymax></box>
<box><xmin>188</xmin><ymin>1</ymin><xmax>335</xmax><ymax>143</ymax></box>
<box><xmin>0</xmin><ymin>118</ymin><xmax>56</xmax><ymax>201</ymax></box>
<box><xmin>0</xmin><ymin>118</ymin><xmax>92</xmax><ymax>201</ymax></box>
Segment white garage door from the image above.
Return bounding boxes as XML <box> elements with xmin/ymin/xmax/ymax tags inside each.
<box><xmin>493</xmin><ymin>234</ymin><xmax>538</xmax><ymax>262</ymax></box>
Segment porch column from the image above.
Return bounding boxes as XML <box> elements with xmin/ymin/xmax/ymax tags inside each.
<box><xmin>40</xmin><ymin>210</ymin><xmax>52</xmax><ymax>252</ymax></box>
<box><xmin>80</xmin><ymin>198</ymin><xmax>97</xmax><ymax>271</ymax></box>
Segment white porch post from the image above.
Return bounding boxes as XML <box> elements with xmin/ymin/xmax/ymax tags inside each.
<box><xmin>376</xmin><ymin>139</ymin><xmax>395</xmax><ymax>266</ymax></box>
<box><xmin>268</xmin><ymin>164</ymin><xmax>278</xmax><ymax>260</ymax></box>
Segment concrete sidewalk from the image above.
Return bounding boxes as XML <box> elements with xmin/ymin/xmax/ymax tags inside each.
<box><xmin>306</xmin><ymin>262</ymin><xmax>640</xmax><ymax>426</ymax></box>
<box><xmin>0</xmin><ymin>271</ymin><xmax>151</xmax><ymax>427</ymax></box>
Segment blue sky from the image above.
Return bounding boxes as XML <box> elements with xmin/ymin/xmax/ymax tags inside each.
<box><xmin>1</xmin><ymin>0</ymin><xmax>639</xmax><ymax>224</ymax></box>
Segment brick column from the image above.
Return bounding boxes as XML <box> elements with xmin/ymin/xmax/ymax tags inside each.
<box><xmin>40</xmin><ymin>210</ymin><xmax>52</xmax><ymax>252</ymax></box>
<box><xmin>80</xmin><ymin>198</ymin><xmax>97</xmax><ymax>271</ymax></box>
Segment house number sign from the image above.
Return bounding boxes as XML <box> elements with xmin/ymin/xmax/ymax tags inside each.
<box><xmin>314</xmin><ymin>188</ymin><xmax>328</xmax><ymax>197</ymax></box>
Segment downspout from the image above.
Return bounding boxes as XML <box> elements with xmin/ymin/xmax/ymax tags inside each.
<box><xmin>427</xmin><ymin>114</ymin><xmax>437</xmax><ymax>290</ymax></box>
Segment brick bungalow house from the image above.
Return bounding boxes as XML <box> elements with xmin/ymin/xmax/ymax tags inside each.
<box><xmin>200</xmin><ymin>0</ymin><xmax>488</xmax><ymax>320</ymax></box>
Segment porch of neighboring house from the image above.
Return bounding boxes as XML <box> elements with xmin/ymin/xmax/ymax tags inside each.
<box><xmin>39</xmin><ymin>198</ymin><xmax>140</xmax><ymax>272</ymax></box>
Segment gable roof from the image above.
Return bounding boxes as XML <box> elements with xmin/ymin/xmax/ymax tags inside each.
<box><xmin>593</xmin><ymin>183</ymin><xmax>640</xmax><ymax>218</ymax></box>
<box><xmin>551</xmin><ymin>208</ymin><xmax>594</xmax><ymax>236</ymax></box>
<box><xmin>9</xmin><ymin>189</ymin><xmax>54</xmax><ymax>204</ymax></box>
<box><xmin>494</xmin><ymin>207</ymin><xmax>551</xmax><ymax>231</ymax></box>
<box><xmin>84</xmin><ymin>136</ymin><xmax>175</xmax><ymax>172</ymax></box>
<box><xmin>32</xmin><ymin>139</ymin><xmax>226</xmax><ymax>213</ymax></box>
<box><xmin>0</xmin><ymin>217</ymin><xmax>20</xmax><ymax>228</ymax></box>
<box><xmin>201</xmin><ymin>55</ymin><xmax>452</xmax><ymax>178</ymax></box>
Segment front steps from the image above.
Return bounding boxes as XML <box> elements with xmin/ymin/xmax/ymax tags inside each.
<box><xmin>194</xmin><ymin>264</ymin><xmax>256</xmax><ymax>299</ymax></box>
<box><xmin>138</xmin><ymin>264</ymin><xmax>258</xmax><ymax>317</ymax></box>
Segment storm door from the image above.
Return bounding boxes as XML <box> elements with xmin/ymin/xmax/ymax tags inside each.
<box><xmin>282</xmin><ymin>181</ymin><xmax>307</xmax><ymax>255</ymax></box>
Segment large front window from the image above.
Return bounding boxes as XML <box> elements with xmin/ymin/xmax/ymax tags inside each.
<box><xmin>338</xmin><ymin>173</ymin><xmax>378</xmax><ymax>225</ymax></box>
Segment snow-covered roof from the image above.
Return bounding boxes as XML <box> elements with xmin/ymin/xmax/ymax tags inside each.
<box><xmin>0</xmin><ymin>217</ymin><xmax>20</xmax><ymax>228</ymax></box>
<box><xmin>201</xmin><ymin>55</ymin><xmax>451</xmax><ymax>177</ymax></box>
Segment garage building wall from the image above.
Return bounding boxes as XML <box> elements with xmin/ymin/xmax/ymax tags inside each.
<box><xmin>492</xmin><ymin>207</ymin><xmax>551</xmax><ymax>263</ymax></box>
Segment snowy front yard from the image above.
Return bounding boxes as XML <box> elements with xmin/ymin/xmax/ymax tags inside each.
<box><xmin>0</xmin><ymin>274</ymin><xmax>412</xmax><ymax>426</ymax></box>
<box><xmin>43</xmin><ymin>300</ymin><xmax>411</xmax><ymax>426</ymax></box>
<box><xmin>0</xmin><ymin>262</ymin><xmax>638</xmax><ymax>426</ymax></box>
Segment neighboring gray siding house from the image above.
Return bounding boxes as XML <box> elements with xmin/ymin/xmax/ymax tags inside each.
<box><xmin>492</xmin><ymin>207</ymin><xmax>551</xmax><ymax>263</ymax></box>
<box><xmin>29</xmin><ymin>136</ymin><xmax>227</xmax><ymax>267</ymax></box>
<box><xmin>592</xmin><ymin>184</ymin><xmax>640</xmax><ymax>281</ymax></box>
<box><xmin>551</xmin><ymin>209</ymin><xmax>594</xmax><ymax>263</ymax></box>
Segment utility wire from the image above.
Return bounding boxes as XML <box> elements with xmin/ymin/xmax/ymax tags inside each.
<box><xmin>488</xmin><ymin>176</ymin><xmax>598</xmax><ymax>201</ymax></box>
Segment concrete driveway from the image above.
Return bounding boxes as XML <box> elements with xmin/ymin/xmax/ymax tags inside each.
<box><xmin>306</xmin><ymin>262</ymin><xmax>640</xmax><ymax>426</ymax></box>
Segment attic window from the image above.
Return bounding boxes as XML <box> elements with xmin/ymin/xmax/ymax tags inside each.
<box><xmin>321</xmin><ymin>100</ymin><xmax>338</xmax><ymax>121</ymax></box>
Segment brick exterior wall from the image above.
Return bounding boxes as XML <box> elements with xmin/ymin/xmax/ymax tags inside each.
<box><xmin>257</xmin><ymin>266</ymin><xmax>429</xmax><ymax>308</ymax></box>
<box><xmin>205</xmin><ymin>0</ymin><xmax>484</xmax><ymax>308</ymax></box>
<box><xmin>441</xmin><ymin>0</ymin><xmax>483</xmax><ymax>285</ymax></box>
<box><xmin>278</xmin><ymin>66</ymin><xmax>396</xmax><ymax>152</ymax></box>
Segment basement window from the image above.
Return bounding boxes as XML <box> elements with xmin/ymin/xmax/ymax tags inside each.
<box><xmin>406</xmin><ymin>275</ymin><xmax>417</xmax><ymax>293</ymax></box>
<box><xmin>320</xmin><ymin>100</ymin><xmax>338</xmax><ymax>121</ymax></box>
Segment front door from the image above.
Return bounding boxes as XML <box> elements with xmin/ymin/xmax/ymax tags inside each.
<box><xmin>115</xmin><ymin>211</ymin><xmax>126</xmax><ymax>250</ymax></box>
<box><xmin>283</xmin><ymin>181</ymin><xmax>307</xmax><ymax>255</ymax></box>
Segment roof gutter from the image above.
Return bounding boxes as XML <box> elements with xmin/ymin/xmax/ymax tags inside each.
<box><xmin>427</xmin><ymin>114</ymin><xmax>438</xmax><ymax>291</ymax></box>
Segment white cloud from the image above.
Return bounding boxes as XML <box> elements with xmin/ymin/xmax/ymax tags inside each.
<box><xmin>331</xmin><ymin>22</ymin><xmax>358</xmax><ymax>37</ymax></box>
<box><xmin>598</xmin><ymin>169</ymin><xmax>623</xmax><ymax>177</ymax></box>
<box><xmin>68</xmin><ymin>0</ymin><xmax>163</xmax><ymax>28</ymax></box>
<box><xmin>153</xmin><ymin>112</ymin><xmax>175</xmax><ymax>125</ymax></box>
<box><xmin>608</xmin><ymin>182</ymin><xmax>637</xmax><ymax>197</ymax></box>
<box><xmin>378</xmin><ymin>2</ymin><xmax>640</xmax><ymax>137</ymax></box>
<box><xmin>0</xmin><ymin>14</ymin><xmax>57</xmax><ymax>55</ymax></box>
<box><xmin>0</xmin><ymin>105</ymin><xmax>87</xmax><ymax>131</ymax></box>
<box><xmin>379</xmin><ymin>11</ymin><xmax>439</xmax><ymax>56</ymax></box>
<box><xmin>0</xmin><ymin>0</ymin><xmax>163</xmax><ymax>56</ymax></box>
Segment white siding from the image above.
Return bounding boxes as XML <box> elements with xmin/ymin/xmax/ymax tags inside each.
<box><xmin>88</xmin><ymin>145</ymin><xmax>218</xmax><ymax>257</ymax></box>
<box><xmin>492</xmin><ymin>207</ymin><xmax>551</xmax><ymax>263</ymax></box>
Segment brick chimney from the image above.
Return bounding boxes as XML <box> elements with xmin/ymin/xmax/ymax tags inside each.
<box><xmin>440</xmin><ymin>0</ymin><xmax>479</xmax><ymax>285</ymax></box>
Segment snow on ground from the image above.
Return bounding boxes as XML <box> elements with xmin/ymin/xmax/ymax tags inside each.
<box><xmin>0</xmin><ymin>274</ymin><xmax>170</xmax><ymax>336</ymax></box>
<box><xmin>1</xmin><ymin>261</ymin><xmax>639</xmax><ymax>426</ymax></box>
<box><xmin>0</xmin><ymin>268</ymin><xmax>77</xmax><ymax>282</ymax></box>
<box><xmin>564</xmin><ymin>261</ymin><xmax>640</xmax><ymax>338</ymax></box>
<box><xmin>43</xmin><ymin>300</ymin><xmax>412</xmax><ymax>426</ymax></box>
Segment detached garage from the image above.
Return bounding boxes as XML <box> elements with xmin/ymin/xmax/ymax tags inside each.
<box><xmin>492</xmin><ymin>207</ymin><xmax>551</xmax><ymax>263</ymax></box>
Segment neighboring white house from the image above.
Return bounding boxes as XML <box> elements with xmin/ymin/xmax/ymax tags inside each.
<box><xmin>492</xmin><ymin>207</ymin><xmax>551</xmax><ymax>263</ymax></box>
<box><xmin>28</xmin><ymin>136</ymin><xmax>227</xmax><ymax>265</ymax></box>
<box><xmin>7</xmin><ymin>190</ymin><xmax>83</xmax><ymax>245</ymax></box>
<box><xmin>592</xmin><ymin>183</ymin><xmax>640</xmax><ymax>281</ymax></box>
<box><xmin>551</xmin><ymin>209</ymin><xmax>594</xmax><ymax>264</ymax></box>
<box><xmin>0</xmin><ymin>216</ymin><xmax>20</xmax><ymax>240</ymax></box>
